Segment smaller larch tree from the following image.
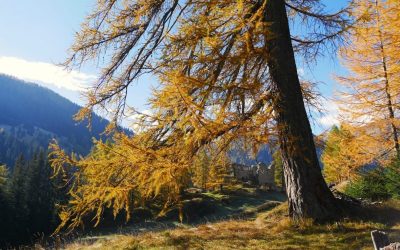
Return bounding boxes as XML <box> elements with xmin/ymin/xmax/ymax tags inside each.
<box><xmin>321</xmin><ymin>125</ymin><xmax>374</xmax><ymax>184</ymax></box>
<box><xmin>337</xmin><ymin>0</ymin><xmax>400</xmax><ymax>162</ymax></box>
<box><xmin>272</xmin><ymin>150</ymin><xmax>284</xmax><ymax>190</ymax></box>
<box><xmin>191</xmin><ymin>149</ymin><xmax>211</xmax><ymax>191</ymax></box>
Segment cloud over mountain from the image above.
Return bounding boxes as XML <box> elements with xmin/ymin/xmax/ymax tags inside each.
<box><xmin>0</xmin><ymin>56</ymin><xmax>95</xmax><ymax>91</ymax></box>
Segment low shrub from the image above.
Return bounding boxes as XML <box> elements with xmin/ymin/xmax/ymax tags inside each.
<box><xmin>384</xmin><ymin>160</ymin><xmax>400</xmax><ymax>199</ymax></box>
<box><xmin>344</xmin><ymin>168</ymin><xmax>390</xmax><ymax>201</ymax></box>
<box><xmin>345</xmin><ymin>159</ymin><xmax>400</xmax><ymax>201</ymax></box>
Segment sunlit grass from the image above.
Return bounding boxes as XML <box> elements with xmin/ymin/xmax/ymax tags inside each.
<box><xmin>201</xmin><ymin>192</ymin><xmax>229</xmax><ymax>201</ymax></box>
<box><xmin>66</xmin><ymin>200</ymin><xmax>400</xmax><ymax>250</ymax></box>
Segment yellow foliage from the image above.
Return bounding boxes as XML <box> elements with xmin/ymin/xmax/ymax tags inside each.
<box><xmin>49</xmin><ymin>133</ymin><xmax>192</xmax><ymax>233</ymax></box>
<box><xmin>52</xmin><ymin>0</ymin><xmax>353</xmax><ymax>231</ymax></box>
<box><xmin>322</xmin><ymin>124</ymin><xmax>377</xmax><ymax>183</ymax></box>
<box><xmin>0</xmin><ymin>165</ymin><xmax>8</xmax><ymax>187</ymax></box>
<box><xmin>337</xmin><ymin>0</ymin><xmax>400</xmax><ymax>161</ymax></box>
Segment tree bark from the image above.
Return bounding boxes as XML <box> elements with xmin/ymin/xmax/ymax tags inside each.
<box><xmin>264</xmin><ymin>0</ymin><xmax>339</xmax><ymax>221</ymax></box>
<box><xmin>382</xmin><ymin>54</ymin><xmax>400</xmax><ymax>158</ymax></box>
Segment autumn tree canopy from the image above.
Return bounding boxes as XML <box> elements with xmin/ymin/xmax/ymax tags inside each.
<box><xmin>321</xmin><ymin>124</ymin><xmax>378</xmax><ymax>184</ymax></box>
<box><xmin>50</xmin><ymin>0</ymin><xmax>353</xmax><ymax>232</ymax></box>
<box><xmin>337</xmin><ymin>0</ymin><xmax>400</xmax><ymax>162</ymax></box>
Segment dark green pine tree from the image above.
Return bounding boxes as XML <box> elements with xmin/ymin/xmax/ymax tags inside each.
<box><xmin>0</xmin><ymin>164</ymin><xmax>13</xmax><ymax>247</ymax></box>
<box><xmin>25</xmin><ymin>150</ymin><xmax>57</xmax><ymax>235</ymax></box>
<box><xmin>0</xmin><ymin>152</ymin><xmax>70</xmax><ymax>247</ymax></box>
<box><xmin>9</xmin><ymin>154</ymin><xmax>30</xmax><ymax>242</ymax></box>
<box><xmin>384</xmin><ymin>159</ymin><xmax>400</xmax><ymax>199</ymax></box>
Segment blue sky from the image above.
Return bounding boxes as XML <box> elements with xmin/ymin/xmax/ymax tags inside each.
<box><xmin>0</xmin><ymin>0</ymin><xmax>350</xmax><ymax>134</ymax></box>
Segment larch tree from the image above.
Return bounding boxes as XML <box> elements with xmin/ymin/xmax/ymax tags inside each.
<box><xmin>321</xmin><ymin>124</ymin><xmax>376</xmax><ymax>184</ymax></box>
<box><xmin>272</xmin><ymin>150</ymin><xmax>284</xmax><ymax>190</ymax></box>
<box><xmin>337</xmin><ymin>0</ymin><xmax>400</xmax><ymax>161</ymax></box>
<box><xmin>191</xmin><ymin>149</ymin><xmax>211</xmax><ymax>190</ymax></box>
<box><xmin>50</xmin><ymin>0</ymin><xmax>354</xmax><ymax>231</ymax></box>
<box><xmin>191</xmin><ymin>147</ymin><xmax>230</xmax><ymax>191</ymax></box>
<box><xmin>0</xmin><ymin>165</ymin><xmax>7</xmax><ymax>188</ymax></box>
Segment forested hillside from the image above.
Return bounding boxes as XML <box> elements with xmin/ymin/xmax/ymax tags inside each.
<box><xmin>0</xmin><ymin>74</ymin><xmax>108</xmax><ymax>167</ymax></box>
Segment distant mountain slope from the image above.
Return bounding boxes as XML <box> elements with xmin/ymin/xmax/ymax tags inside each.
<box><xmin>0</xmin><ymin>74</ymin><xmax>324</xmax><ymax>169</ymax></box>
<box><xmin>0</xmin><ymin>74</ymin><xmax>108</xmax><ymax>167</ymax></box>
<box><xmin>229</xmin><ymin>144</ymin><xmax>273</xmax><ymax>166</ymax></box>
<box><xmin>229</xmin><ymin>138</ymin><xmax>325</xmax><ymax>168</ymax></box>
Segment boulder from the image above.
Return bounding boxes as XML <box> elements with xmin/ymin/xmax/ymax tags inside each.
<box><xmin>382</xmin><ymin>243</ymin><xmax>400</xmax><ymax>250</ymax></box>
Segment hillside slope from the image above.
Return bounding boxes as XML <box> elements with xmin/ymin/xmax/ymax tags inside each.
<box><xmin>0</xmin><ymin>74</ymin><xmax>108</xmax><ymax>167</ymax></box>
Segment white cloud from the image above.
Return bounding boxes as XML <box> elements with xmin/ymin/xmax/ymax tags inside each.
<box><xmin>0</xmin><ymin>56</ymin><xmax>96</xmax><ymax>91</ymax></box>
<box><xmin>125</xmin><ymin>109</ymin><xmax>156</xmax><ymax>133</ymax></box>
<box><xmin>318</xmin><ymin>99</ymin><xmax>340</xmax><ymax>128</ymax></box>
<box><xmin>297</xmin><ymin>68</ymin><xmax>305</xmax><ymax>77</ymax></box>
<box><xmin>319</xmin><ymin>113</ymin><xmax>339</xmax><ymax>127</ymax></box>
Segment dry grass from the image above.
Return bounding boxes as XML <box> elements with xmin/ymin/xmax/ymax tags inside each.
<box><xmin>65</xmin><ymin>200</ymin><xmax>400</xmax><ymax>250</ymax></box>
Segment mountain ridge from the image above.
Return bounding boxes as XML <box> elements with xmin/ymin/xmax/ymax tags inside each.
<box><xmin>0</xmin><ymin>74</ymin><xmax>108</xmax><ymax>167</ymax></box>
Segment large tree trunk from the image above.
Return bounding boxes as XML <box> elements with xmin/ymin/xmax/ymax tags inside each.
<box><xmin>264</xmin><ymin>0</ymin><xmax>339</xmax><ymax>221</ymax></box>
